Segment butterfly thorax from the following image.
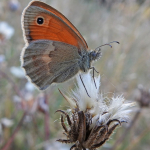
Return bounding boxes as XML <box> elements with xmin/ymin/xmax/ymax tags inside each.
<box><xmin>78</xmin><ymin>51</ymin><xmax>90</xmax><ymax>72</ymax></box>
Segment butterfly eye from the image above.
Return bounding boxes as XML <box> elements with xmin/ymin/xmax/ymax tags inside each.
<box><xmin>37</xmin><ymin>17</ymin><xmax>44</xmax><ymax>25</ymax></box>
<box><xmin>91</xmin><ymin>52</ymin><xmax>97</xmax><ymax>58</ymax></box>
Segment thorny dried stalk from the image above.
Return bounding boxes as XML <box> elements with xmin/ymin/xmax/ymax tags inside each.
<box><xmin>56</xmin><ymin>72</ymin><xmax>134</xmax><ymax>150</ymax></box>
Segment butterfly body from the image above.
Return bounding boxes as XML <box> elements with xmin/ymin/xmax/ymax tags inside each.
<box><xmin>21</xmin><ymin>1</ymin><xmax>101</xmax><ymax>90</ymax></box>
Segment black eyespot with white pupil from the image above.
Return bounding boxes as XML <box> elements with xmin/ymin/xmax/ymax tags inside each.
<box><xmin>37</xmin><ymin>17</ymin><xmax>44</xmax><ymax>25</ymax></box>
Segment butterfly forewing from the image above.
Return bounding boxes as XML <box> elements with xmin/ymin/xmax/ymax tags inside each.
<box><xmin>30</xmin><ymin>1</ymin><xmax>88</xmax><ymax>49</ymax></box>
<box><xmin>22</xmin><ymin>1</ymin><xmax>87</xmax><ymax>49</ymax></box>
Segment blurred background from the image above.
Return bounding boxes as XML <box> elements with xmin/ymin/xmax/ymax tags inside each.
<box><xmin>0</xmin><ymin>0</ymin><xmax>150</xmax><ymax>150</ymax></box>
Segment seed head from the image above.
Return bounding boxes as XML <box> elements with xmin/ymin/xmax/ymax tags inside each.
<box><xmin>57</xmin><ymin>72</ymin><xmax>134</xmax><ymax>150</ymax></box>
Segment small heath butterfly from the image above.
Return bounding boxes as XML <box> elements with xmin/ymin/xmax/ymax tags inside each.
<box><xmin>21</xmin><ymin>1</ymin><xmax>117</xmax><ymax>90</ymax></box>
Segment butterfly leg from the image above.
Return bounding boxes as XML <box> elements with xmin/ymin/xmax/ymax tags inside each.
<box><xmin>89</xmin><ymin>67</ymin><xmax>99</xmax><ymax>89</ymax></box>
<box><xmin>79</xmin><ymin>74</ymin><xmax>91</xmax><ymax>98</ymax></box>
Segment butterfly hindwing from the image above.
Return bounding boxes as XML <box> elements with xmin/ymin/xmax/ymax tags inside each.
<box><xmin>21</xmin><ymin>40</ymin><xmax>80</xmax><ymax>90</ymax></box>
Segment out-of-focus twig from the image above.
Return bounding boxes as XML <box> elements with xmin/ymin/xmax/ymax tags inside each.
<box><xmin>125</xmin><ymin>125</ymin><xmax>150</xmax><ymax>150</ymax></box>
<box><xmin>44</xmin><ymin>92</ymin><xmax>50</xmax><ymax>140</ymax></box>
<box><xmin>1</xmin><ymin>112</ymin><xmax>26</xmax><ymax>150</ymax></box>
<box><xmin>109</xmin><ymin>109</ymin><xmax>141</xmax><ymax>150</ymax></box>
<box><xmin>0</xmin><ymin>70</ymin><xmax>23</xmax><ymax>98</ymax></box>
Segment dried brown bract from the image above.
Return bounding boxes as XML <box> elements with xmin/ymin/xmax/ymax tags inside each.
<box><xmin>57</xmin><ymin>109</ymin><xmax>124</xmax><ymax>150</ymax></box>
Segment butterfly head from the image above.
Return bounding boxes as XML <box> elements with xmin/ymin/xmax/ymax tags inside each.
<box><xmin>89</xmin><ymin>49</ymin><xmax>102</xmax><ymax>62</ymax></box>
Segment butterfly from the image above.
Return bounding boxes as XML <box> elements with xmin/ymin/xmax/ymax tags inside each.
<box><xmin>21</xmin><ymin>1</ymin><xmax>118</xmax><ymax>92</ymax></box>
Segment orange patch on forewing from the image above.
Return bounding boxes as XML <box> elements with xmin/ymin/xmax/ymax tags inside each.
<box><xmin>30</xmin><ymin>1</ymin><xmax>88</xmax><ymax>49</ymax></box>
<box><xmin>28</xmin><ymin>13</ymin><xmax>79</xmax><ymax>47</ymax></box>
<box><xmin>23</xmin><ymin>3</ymin><xmax>87</xmax><ymax>49</ymax></box>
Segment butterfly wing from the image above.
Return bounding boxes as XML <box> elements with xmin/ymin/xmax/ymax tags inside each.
<box><xmin>21</xmin><ymin>1</ymin><xmax>88</xmax><ymax>90</ymax></box>
<box><xmin>21</xmin><ymin>40</ymin><xmax>81</xmax><ymax>90</ymax></box>
<box><xmin>22</xmin><ymin>1</ymin><xmax>88</xmax><ymax>49</ymax></box>
<box><xmin>29</xmin><ymin>1</ymin><xmax>88</xmax><ymax>48</ymax></box>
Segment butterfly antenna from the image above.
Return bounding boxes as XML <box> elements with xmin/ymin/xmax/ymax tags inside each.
<box><xmin>79</xmin><ymin>74</ymin><xmax>91</xmax><ymax>98</ymax></box>
<box><xmin>95</xmin><ymin>41</ymin><xmax>120</xmax><ymax>51</ymax></box>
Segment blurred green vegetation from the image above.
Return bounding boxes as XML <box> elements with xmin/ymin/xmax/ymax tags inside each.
<box><xmin>0</xmin><ymin>0</ymin><xmax>150</xmax><ymax>150</ymax></box>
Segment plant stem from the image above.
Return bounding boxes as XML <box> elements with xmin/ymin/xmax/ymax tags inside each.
<box><xmin>44</xmin><ymin>93</ymin><xmax>50</xmax><ymax>140</ymax></box>
<box><xmin>0</xmin><ymin>70</ymin><xmax>23</xmax><ymax>98</ymax></box>
<box><xmin>1</xmin><ymin>112</ymin><xmax>27</xmax><ymax>150</ymax></box>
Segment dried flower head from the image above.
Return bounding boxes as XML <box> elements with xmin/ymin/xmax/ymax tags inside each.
<box><xmin>56</xmin><ymin>72</ymin><xmax>134</xmax><ymax>150</ymax></box>
<box><xmin>135</xmin><ymin>85</ymin><xmax>150</xmax><ymax>108</ymax></box>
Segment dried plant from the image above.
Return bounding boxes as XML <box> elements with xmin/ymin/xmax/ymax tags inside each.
<box><xmin>56</xmin><ymin>72</ymin><xmax>134</xmax><ymax>150</ymax></box>
<box><xmin>135</xmin><ymin>85</ymin><xmax>150</xmax><ymax>108</ymax></box>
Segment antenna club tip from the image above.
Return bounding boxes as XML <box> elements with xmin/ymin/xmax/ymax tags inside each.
<box><xmin>114</xmin><ymin>41</ymin><xmax>120</xmax><ymax>44</ymax></box>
